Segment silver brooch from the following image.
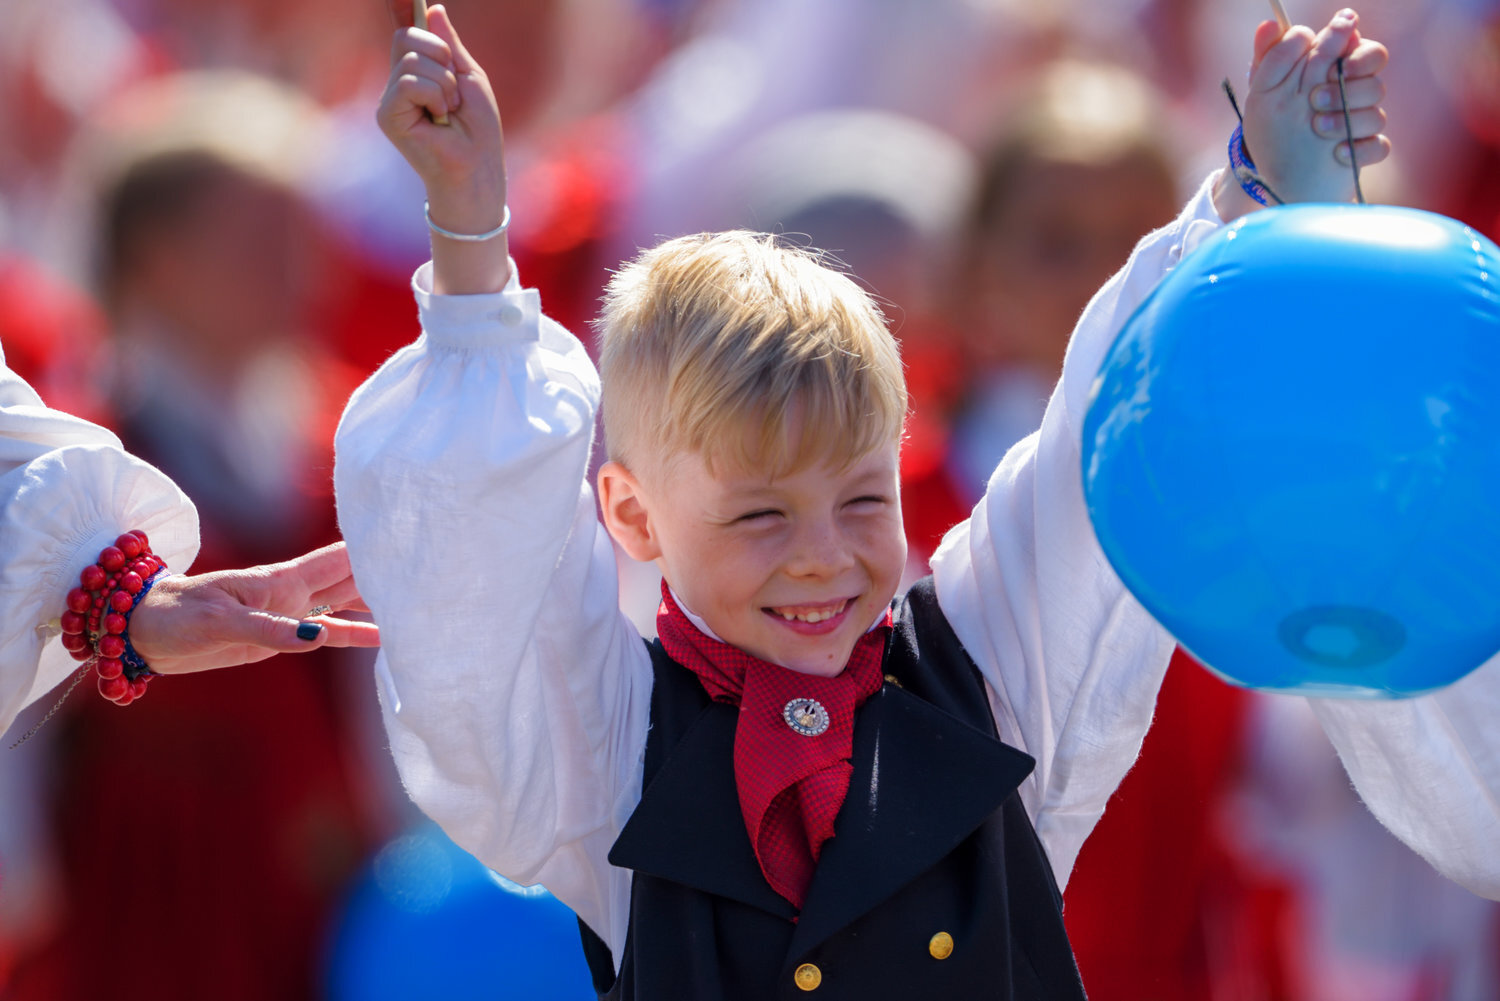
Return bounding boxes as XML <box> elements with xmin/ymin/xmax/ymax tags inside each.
<box><xmin>783</xmin><ymin>698</ymin><xmax>830</xmax><ymax>737</ymax></box>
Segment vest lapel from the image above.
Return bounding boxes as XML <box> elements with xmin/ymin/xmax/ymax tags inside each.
<box><xmin>785</xmin><ymin>683</ymin><xmax>1036</xmax><ymax>960</ymax></box>
<box><xmin>607</xmin><ymin>701</ymin><xmax>799</xmax><ymax>921</ymax></box>
<box><xmin>607</xmin><ymin>675</ymin><xmax>1036</xmax><ymax>943</ymax></box>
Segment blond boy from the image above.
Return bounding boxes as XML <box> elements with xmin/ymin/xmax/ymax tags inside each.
<box><xmin>336</xmin><ymin>7</ymin><xmax>1498</xmax><ymax>998</ymax></box>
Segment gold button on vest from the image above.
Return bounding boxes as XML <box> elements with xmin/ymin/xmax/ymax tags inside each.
<box><xmin>929</xmin><ymin>931</ymin><xmax>955</xmax><ymax>960</ymax></box>
<box><xmin>794</xmin><ymin>963</ymin><xmax>822</xmax><ymax>991</ymax></box>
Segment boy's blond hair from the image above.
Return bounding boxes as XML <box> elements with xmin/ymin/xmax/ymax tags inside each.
<box><xmin>597</xmin><ymin>231</ymin><xmax>907</xmax><ymax>480</ymax></box>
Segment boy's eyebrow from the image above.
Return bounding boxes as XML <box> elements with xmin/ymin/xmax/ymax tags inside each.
<box><xmin>718</xmin><ymin>480</ymin><xmax>783</xmax><ymax>500</ymax></box>
<box><xmin>723</xmin><ymin>468</ymin><xmax>893</xmax><ymax>497</ymax></box>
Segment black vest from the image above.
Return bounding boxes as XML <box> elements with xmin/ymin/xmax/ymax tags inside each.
<box><xmin>578</xmin><ymin>577</ymin><xmax>1088</xmax><ymax>1000</ymax></box>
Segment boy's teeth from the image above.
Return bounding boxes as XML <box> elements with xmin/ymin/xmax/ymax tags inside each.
<box><xmin>776</xmin><ymin>602</ymin><xmax>846</xmax><ymax>623</ymax></box>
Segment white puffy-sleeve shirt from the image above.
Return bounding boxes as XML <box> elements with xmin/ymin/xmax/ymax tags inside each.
<box><xmin>333</xmin><ymin>175</ymin><xmax>1500</xmax><ymax>965</ymax></box>
<box><xmin>0</xmin><ymin>349</ymin><xmax>199</xmax><ymax>738</ymax></box>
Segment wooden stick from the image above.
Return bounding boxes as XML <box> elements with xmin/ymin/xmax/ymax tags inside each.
<box><xmin>411</xmin><ymin>0</ymin><xmax>450</xmax><ymax>124</ymax></box>
<box><xmin>1268</xmin><ymin>0</ymin><xmax>1292</xmax><ymax>30</ymax></box>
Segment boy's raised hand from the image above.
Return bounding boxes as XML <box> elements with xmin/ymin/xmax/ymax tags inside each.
<box><xmin>1237</xmin><ymin>7</ymin><xmax>1390</xmax><ymax>208</ymax></box>
<box><xmin>378</xmin><ymin>2</ymin><xmax>511</xmax><ymax>293</ymax></box>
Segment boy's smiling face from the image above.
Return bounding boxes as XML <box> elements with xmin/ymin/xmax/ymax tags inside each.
<box><xmin>602</xmin><ymin>437</ymin><xmax>907</xmax><ymax>677</ymax></box>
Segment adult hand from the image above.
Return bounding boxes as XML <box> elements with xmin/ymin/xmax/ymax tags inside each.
<box><xmin>128</xmin><ymin>541</ymin><xmax>380</xmax><ymax>674</ymax></box>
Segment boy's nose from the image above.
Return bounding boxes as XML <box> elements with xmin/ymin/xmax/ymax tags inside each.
<box><xmin>785</xmin><ymin>522</ymin><xmax>856</xmax><ymax>578</ymax></box>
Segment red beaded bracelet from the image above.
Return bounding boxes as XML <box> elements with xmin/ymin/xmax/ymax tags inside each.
<box><xmin>58</xmin><ymin>530</ymin><xmax>167</xmax><ymax>706</ymax></box>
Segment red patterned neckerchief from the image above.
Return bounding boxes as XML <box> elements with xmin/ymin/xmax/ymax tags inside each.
<box><xmin>655</xmin><ymin>582</ymin><xmax>892</xmax><ymax>911</ymax></box>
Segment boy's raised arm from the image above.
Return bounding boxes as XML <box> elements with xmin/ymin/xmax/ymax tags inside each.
<box><xmin>335</xmin><ymin>6</ymin><xmax>652</xmax><ymax>956</ymax></box>
<box><xmin>1209</xmin><ymin>11</ymin><xmax>1500</xmax><ymax>901</ymax></box>
<box><xmin>930</xmin><ymin>8</ymin><xmax>1391</xmax><ymax>888</ymax></box>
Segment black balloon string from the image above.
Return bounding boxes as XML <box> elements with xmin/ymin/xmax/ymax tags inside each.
<box><xmin>1334</xmin><ymin>57</ymin><xmax>1366</xmax><ymax>204</ymax></box>
<box><xmin>1221</xmin><ymin>55</ymin><xmax>1364</xmax><ymax>207</ymax></box>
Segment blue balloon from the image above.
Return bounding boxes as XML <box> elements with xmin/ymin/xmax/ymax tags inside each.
<box><xmin>325</xmin><ymin>823</ymin><xmax>598</xmax><ymax>1000</ymax></box>
<box><xmin>1083</xmin><ymin>204</ymin><xmax>1500</xmax><ymax>697</ymax></box>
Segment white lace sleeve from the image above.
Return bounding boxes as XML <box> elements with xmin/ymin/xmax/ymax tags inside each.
<box><xmin>0</xmin><ymin>353</ymin><xmax>198</xmax><ymax>737</ymax></box>
<box><xmin>930</xmin><ymin>174</ymin><xmax>1224</xmax><ymax>886</ymax></box>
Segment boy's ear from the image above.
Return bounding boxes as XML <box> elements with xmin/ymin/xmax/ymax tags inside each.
<box><xmin>598</xmin><ymin>460</ymin><xmax>662</xmax><ymax>563</ymax></box>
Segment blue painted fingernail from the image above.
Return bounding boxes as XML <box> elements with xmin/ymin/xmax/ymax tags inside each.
<box><xmin>297</xmin><ymin>621</ymin><xmax>323</xmax><ymax>641</ymax></box>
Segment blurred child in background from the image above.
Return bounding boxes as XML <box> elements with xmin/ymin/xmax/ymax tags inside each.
<box><xmin>5</xmin><ymin>72</ymin><xmax>386</xmax><ymax>1001</ymax></box>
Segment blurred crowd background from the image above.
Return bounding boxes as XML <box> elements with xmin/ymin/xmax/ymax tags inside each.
<box><xmin>1</xmin><ymin>0</ymin><xmax>1498</xmax><ymax>998</ymax></box>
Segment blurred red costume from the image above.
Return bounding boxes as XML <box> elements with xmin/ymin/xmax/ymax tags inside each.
<box><xmin>1</xmin><ymin>264</ymin><xmax>378</xmax><ymax>1001</ymax></box>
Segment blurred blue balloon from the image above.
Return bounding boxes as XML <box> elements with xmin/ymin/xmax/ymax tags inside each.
<box><xmin>1083</xmin><ymin>204</ymin><xmax>1500</xmax><ymax>697</ymax></box>
<box><xmin>325</xmin><ymin>823</ymin><xmax>597</xmax><ymax>1000</ymax></box>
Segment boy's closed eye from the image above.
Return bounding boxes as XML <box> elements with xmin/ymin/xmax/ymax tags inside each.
<box><xmin>734</xmin><ymin>509</ymin><xmax>784</xmax><ymax>524</ymax></box>
<box><xmin>733</xmin><ymin>497</ymin><xmax>888</xmax><ymax>522</ymax></box>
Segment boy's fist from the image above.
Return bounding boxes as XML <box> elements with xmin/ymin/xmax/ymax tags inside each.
<box><xmin>376</xmin><ymin>2</ymin><xmax>506</xmax><ymax>224</ymax></box>
<box><xmin>1241</xmin><ymin>8</ymin><xmax>1391</xmax><ymax>205</ymax></box>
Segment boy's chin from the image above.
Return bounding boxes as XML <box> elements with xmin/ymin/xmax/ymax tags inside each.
<box><xmin>767</xmin><ymin>639</ymin><xmax>860</xmax><ymax>678</ymax></box>
<box><xmin>780</xmin><ymin>660</ymin><xmax>853</xmax><ymax>678</ymax></box>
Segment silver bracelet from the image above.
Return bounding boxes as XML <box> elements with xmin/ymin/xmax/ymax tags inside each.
<box><xmin>424</xmin><ymin>202</ymin><xmax>512</xmax><ymax>242</ymax></box>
